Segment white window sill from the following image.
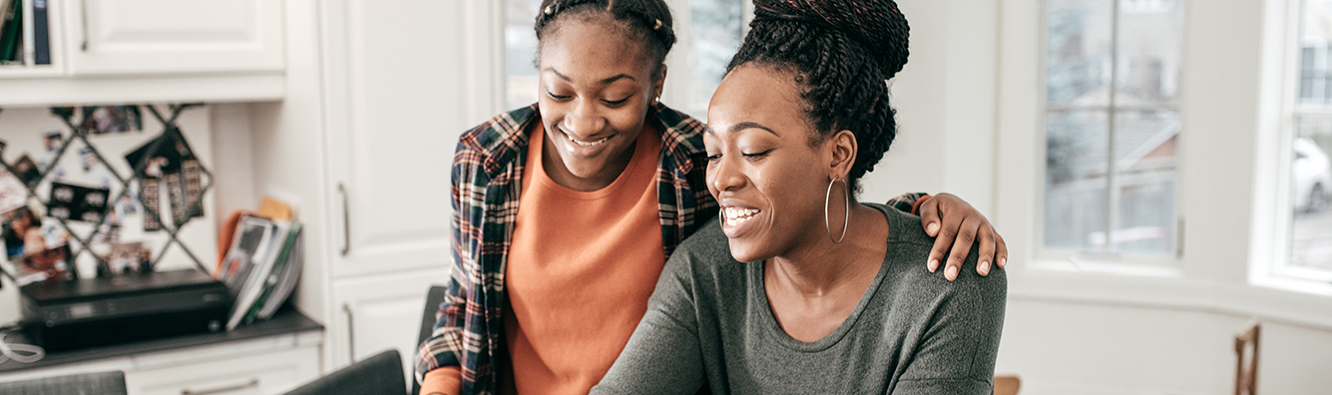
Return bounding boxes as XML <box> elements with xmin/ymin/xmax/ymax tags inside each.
<box><xmin>1008</xmin><ymin>263</ymin><xmax>1332</xmax><ymax>331</ymax></box>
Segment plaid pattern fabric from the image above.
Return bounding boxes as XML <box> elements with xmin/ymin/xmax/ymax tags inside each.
<box><xmin>414</xmin><ymin>103</ymin><xmax>716</xmax><ymax>395</ymax></box>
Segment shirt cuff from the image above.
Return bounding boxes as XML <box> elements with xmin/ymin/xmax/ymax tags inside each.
<box><xmin>910</xmin><ymin>194</ymin><xmax>933</xmax><ymax>215</ymax></box>
<box><xmin>420</xmin><ymin>366</ymin><xmax>463</xmax><ymax>395</ymax></box>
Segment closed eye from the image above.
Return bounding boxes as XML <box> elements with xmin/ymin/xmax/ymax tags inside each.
<box><xmin>546</xmin><ymin>91</ymin><xmax>571</xmax><ymax>100</ymax></box>
<box><xmin>603</xmin><ymin>97</ymin><xmax>629</xmax><ymax>106</ymax></box>
<box><xmin>742</xmin><ymin>149</ymin><xmax>773</xmax><ymax>160</ymax></box>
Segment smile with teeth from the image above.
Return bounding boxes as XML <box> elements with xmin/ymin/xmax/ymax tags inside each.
<box><xmin>722</xmin><ymin>207</ymin><xmax>760</xmax><ymax>227</ymax></box>
<box><xmin>565</xmin><ymin>132</ymin><xmax>611</xmax><ymax>147</ymax></box>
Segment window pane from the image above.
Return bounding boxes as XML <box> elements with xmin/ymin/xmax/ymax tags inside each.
<box><xmin>1110</xmin><ymin>110</ymin><xmax>1177</xmax><ymax>254</ymax></box>
<box><xmin>1044</xmin><ymin>110</ymin><xmax>1110</xmax><ymax>251</ymax></box>
<box><xmin>1292</xmin><ymin>114</ymin><xmax>1332</xmax><ymax>270</ymax></box>
<box><xmin>1114</xmin><ymin>0</ymin><xmax>1182</xmax><ymax>107</ymax></box>
<box><xmin>1304</xmin><ymin>0</ymin><xmax>1332</xmax><ymax>106</ymax></box>
<box><xmin>1046</xmin><ymin>0</ymin><xmax>1113</xmax><ymax>107</ymax></box>
<box><xmin>686</xmin><ymin>0</ymin><xmax>745</xmax><ymax>112</ymax></box>
<box><xmin>505</xmin><ymin>0</ymin><xmax>543</xmax><ymax>110</ymax></box>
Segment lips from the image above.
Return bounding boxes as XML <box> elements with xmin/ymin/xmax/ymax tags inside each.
<box><xmin>566</xmin><ymin>133</ymin><xmax>610</xmax><ymax>147</ymax></box>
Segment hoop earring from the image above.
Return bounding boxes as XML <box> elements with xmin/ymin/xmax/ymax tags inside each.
<box><xmin>825</xmin><ymin>177</ymin><xmax>850</xmax><ymax>244</ymax></box>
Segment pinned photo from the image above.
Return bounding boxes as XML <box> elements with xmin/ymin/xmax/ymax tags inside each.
<box><xmin>47</xmin><ymin>182</ymin><xmax>110</xmax><ymax>224</ymax></box>
<box><xmin>80</xmin><ymin>106</ymin><xmax>143</xmax><ymax>135</ymax></box>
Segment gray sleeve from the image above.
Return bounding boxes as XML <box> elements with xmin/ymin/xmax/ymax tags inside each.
<box><xmin>893</xmin><ymin>270</ymin><xmax>1007</xmax><ymax>395</ymax></box>
<box><xmin>591</xmin><ymin>250</ymin><xmax>707</xmax><ymax>395</ymax></box>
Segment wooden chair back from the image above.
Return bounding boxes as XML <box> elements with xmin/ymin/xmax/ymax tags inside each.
<box><xmin>994</xmin><ymin>375</ymin><xmax>1021</xmax><ymax>395</ymax></box>
<box><xmin>1234</xmin><ymin>321</ymin><xmax>1260</xmax><ymax>395</ymax></box>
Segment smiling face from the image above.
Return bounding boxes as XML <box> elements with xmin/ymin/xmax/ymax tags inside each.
<box><xmin>706</xmin><ymin>65</ymin><xmax>852</xmax><ymax>262</ymax></box>
<box><xmin>537</xmin><ymin>15</ymin><xmax>665</xmax><ymax>191</ymax></box>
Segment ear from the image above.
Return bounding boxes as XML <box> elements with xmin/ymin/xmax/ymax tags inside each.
<box><xmin>826</xmin><ymin>129</ymin><xmax>858</xmax><ymax>181</ymax></box>
<box><xmin>652</xmin><ymin>65</ymin><xmax>668</xmax><ymax>104</ymax></box>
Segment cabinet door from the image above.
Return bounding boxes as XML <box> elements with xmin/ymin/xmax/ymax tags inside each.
<box><xmin>321</xmin><ymin>0</ymin><xmax>501</xmax><ymax>278</ymax></box>
<box><xmin>62</xmin><ymin>0</ymin><xmax>284</xmax><ymax>75</ymax></box>
<box><xmin>329</xmin><ymin>268</ymin><xmax>448</xmax><ymax>385</ymax></box>
<box><xmin>128</xmin><ymin>345</ymin><xmax>320</xmax><ymax>395</ymax></box>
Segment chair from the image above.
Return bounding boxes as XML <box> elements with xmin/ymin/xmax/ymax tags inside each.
<box><xmin>994</xmin><ymin>375</ymin><xmax>1021</xmax><ymax>395</ymax></box>
<box><xmin>285</xmin><ymin>349</ymin><xmax>405</xmax><ymax>395</ymax></box>
<box><xmin>1234</xmin><ymin>322</ymin><xmax>1260</xmax><ymax>395</ymax></box>
<box><xmin>0</xmin><ymin>370</ymin><xmax>127</xmax><ymax>395</ymax></box>
<box><xmin>412</xmin><ymin>285</ymin><xmax>449</xmax><ymax>395</ymax></box>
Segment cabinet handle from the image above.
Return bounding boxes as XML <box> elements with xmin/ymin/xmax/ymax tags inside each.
<box><xmin>180</xmin><ymin>378</ymin><xmax>259</xmax><ymax>395</ymax></box>
<box><xmin>339</xmin><ymin>183</ymin><xmax>350</xmax><ymax>256</ymax></box>
<box><xmin>79</xmin><ymin>0</ymin><xmax>89</xmax><ymax>51</ymax></box>
<box><xmin>343</xmin><ymin>303</ymin><xmax>356</xmax><ymax>361</ymax></box>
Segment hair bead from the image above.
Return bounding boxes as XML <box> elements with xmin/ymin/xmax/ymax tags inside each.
<box><xmin>545</xmin><ymin>5</ymin><xmax>554</xmax><ymax>15</ymax></box>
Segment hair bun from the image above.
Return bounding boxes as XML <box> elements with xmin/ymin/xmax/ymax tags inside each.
<box><xmin>751</xmin><ymin>0</ymin><xmax>909</xmax><ymax>78</ymax></box>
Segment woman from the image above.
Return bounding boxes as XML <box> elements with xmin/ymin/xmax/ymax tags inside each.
<box><xmin>415</xmin><ymin>0</ymin><xmax>1004</xmax><ymax>394</ymax></box>
<box><xmin>592</xmin><ymin>0</ymin><xmax>1005</xmax><ymax>393</ymax></box>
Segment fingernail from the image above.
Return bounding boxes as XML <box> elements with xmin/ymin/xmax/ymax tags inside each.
<box><xmin>926</xmin><ymin>223</ymin><xmax>939</xmax><ymax>236</ymax></box>
<box><xmin>999</xmin><ymin>257</ymin><xmax>1007</xmax><ymax>269</ymax></box>
<box><xmin>945</xmin><ymin>265</ymin><xmax>958</xmax><ymax>280</ymax></box>
<box><xmin>979</xmin><ymin>261</ymin><xmax>990</xmax><ymax>275</ymax></box>
<box><xmin>928</xmin><ymin>259</ymin><xmax>939</xmax><ymax>272</ymax></box>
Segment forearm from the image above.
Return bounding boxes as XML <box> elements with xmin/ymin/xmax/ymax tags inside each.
<box><xmin>419</xmin><ymin>366</ymin><xmax>462</xmax><ymax>395</ymax></box>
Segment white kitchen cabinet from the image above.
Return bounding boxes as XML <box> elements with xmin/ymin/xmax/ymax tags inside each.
<box><xmin>0</xmin><ymin>315</ymin><xmax>323</xmax><ymax>395</ymax></box>
<box><xmin>247</xmin><ymin>0</ymin><xmax>502</xmax><ymax>376</ymax></box>
<box><xmin>63</xmin><ymin>0</ymin><xmax>284</xmax><ymax>76</ymax></box>
<box><xmin>0</xmin><ymin>0</ymin><xmax>286</xmax><ymax>106</ymax></box>
<box><xmin>328</xmin><ymin>268</ymin><xmax>448</xmax><ymax>386</ymax></box>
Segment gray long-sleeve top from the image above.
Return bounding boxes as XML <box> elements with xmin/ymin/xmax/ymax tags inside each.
<box><xmin>592</xmin><ymin>203</ymin><xmax>1007</xmax><ymax>394</ymax></box>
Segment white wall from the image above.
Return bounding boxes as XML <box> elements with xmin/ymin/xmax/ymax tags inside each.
<box><xmin>878</xmin><ymin>0</ymin><xmax>1332</xmax><ymax>394</ymax></box>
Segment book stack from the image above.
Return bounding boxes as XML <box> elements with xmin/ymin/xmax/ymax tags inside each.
<box><xmin>214</xmin><ymin>201</ymin><xmax>303</xmax><ymax>331</ymax></box>
<box><xmin>0</xmin><ymin>0</ymin><xmax>49</xmax><ymax>65</ymax></box>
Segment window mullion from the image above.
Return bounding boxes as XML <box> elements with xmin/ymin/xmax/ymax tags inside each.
<box><xmin>1105</xmin><ymin>0</ymin><xmax>1123</xmax><ymax>253</ymax></box>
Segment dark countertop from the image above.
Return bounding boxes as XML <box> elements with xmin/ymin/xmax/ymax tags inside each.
<box><xmin>0</xmin><ymin>306</ymin><xmax>323</xmax><ymax>373</ymax></box>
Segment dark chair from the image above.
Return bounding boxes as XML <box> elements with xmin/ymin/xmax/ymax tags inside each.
<box><xmin>412</xmin><ymin>285</ymin><xmax>449</xmax><ymax>395</ymax></box>
<box><xmin>285</xmin><ymin>349</ymin><xmax>405</xmax><ymax>395</ymax></box>
<box><xmin>0</xmin><ymin>370</ymin><xmax>127</xmax><ymax>395</ymax></box>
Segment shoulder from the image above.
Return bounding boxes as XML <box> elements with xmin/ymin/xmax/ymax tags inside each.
<box><xmin>869</xmin><ymin>203</ymin><xmax>1007</xmax><ymax>305</ymax></box>
<box><xmin>458</xmin><ymin>104</ymin><xmax>538</xmax><ymax>156</ymax></box>
<box><xmin>652</xmin><ymin>104</ymin><xmax>708</xmax><ymax>165</ymax></box>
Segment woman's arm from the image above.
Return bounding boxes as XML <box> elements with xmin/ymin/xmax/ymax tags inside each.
<box><xmin>591</xmin><ymin>252</ymin><xmax>707</xmax><ymax>395</ymax></box>
<box><xmin>893</xmin><ymin>265</ymin><xmax>1007</xmax><ymax>394</ymax></box>
<box><xmin>889</xmin><ymin>193</ymin><xmax>1009</xmax><ymax>281</ymax></box>
<box><xmin>414</xmin><ymin>140</ymin><xmax>488</xmax><ymax>395</ymax></box>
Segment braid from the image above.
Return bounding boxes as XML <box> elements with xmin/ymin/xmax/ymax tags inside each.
<box><xmin>728</xmin><ymin>0</ymin><xmax>909</xmax><ymax>185</ymax></box>
<box><xmin>535</xmin><ymin>0</ymin><xmax>677</xmax><ymax>75</ymax></box>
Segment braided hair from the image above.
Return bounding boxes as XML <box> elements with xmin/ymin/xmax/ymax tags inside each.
<box><xmin>727</xmin><ymin>0</ymin><xmax>909</xmax><ymax>186</ymax></box>
<box><xmin>535</xmin><ymin>0</ymin><xmax>677</xmax><ymax>78</ymax></box>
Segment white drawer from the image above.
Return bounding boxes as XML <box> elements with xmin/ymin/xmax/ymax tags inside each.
<box><xmin>126</xmin><ymin>346</ymin><xmax>319</xmax><ymax>395</ymax></box>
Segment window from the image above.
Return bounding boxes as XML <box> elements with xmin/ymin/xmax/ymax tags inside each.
<box><xmin>1042</xmin><ymin>0</ymin><xmax>1184</xmax><ymax>258</ymax></box>
<box><xmin>504</xmin><ymin>0</ymin><xmax>543</xmax><ymax>110</ymax></box>
<box><xmin>1289</xmin><ymin>0</ymin><xmax>1332</xmax><ymax>273</ymax></box>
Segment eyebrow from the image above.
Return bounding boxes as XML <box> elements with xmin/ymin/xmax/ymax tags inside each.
<box><xmin>705</xmin><ymin>121</ymin><xmax>781</xmax><ymax>137</ymax></box>
<box><xmin>547</xmin><ymin>68</ymin><xmax>636</xmax><ymax>84</ymax></box>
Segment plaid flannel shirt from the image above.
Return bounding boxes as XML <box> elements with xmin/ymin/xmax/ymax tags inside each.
<box><xmin>415</xmin><ymin>103</ymin><xmax>929</xmax><ymax>394</ymax></box>
<box><xmin>414</xmin><ymin>103</ymin><xmax>716</xmax><ymax>395</ymax></box>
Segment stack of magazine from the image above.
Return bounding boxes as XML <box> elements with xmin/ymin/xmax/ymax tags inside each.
<box><xmin>215</xmin><ymin>214</ymin><xmax>303</xmax><ymax>331</ymax></box>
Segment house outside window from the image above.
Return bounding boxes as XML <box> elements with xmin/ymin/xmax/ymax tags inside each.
<box><xmin>1042</xmin><ymin>0</ymin><xmax>1184</xmax><ymax>258</ymax></box>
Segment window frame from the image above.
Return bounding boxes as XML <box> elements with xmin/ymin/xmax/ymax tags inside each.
<box><xmin>1253</xmin><ymin>0</ymin><xmax>1332</xmax><ymax>290</ymax></box>
<box><xmin>1032</xmin><ymin>0</ymin><xmax>1187</xmax><ymax>272</ymax></box>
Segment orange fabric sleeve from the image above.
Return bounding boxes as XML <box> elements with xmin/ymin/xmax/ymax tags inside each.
<box><xmin>420</xmin><ymin>366</ymin><xmax>462</xmax><ymax>395</ymax></box>
<box><xmin>910</xmin><ymin>194</ymin><xmax>933</xmax><ymax>215</ymax></box>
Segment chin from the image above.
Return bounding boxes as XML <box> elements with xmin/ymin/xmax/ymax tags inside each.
<box><xmin>725</xmin><ymin>238</ymin><xmax>771</xmax><ymax>263</ymax></box>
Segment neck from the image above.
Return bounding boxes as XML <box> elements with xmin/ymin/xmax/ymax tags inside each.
<box><xmin>766</xmin><ymin>203</ymin><xmax>888</xmax><ymax>296</ymax></box>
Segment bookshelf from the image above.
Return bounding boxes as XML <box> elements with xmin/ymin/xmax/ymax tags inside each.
<box><xmin>0</xmin><ymin>0</ymin><xmax>59</xmax><ymax>78</ymax></box>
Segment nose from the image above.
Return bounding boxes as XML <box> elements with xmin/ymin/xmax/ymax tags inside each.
<box><xmin>708</xmin><ymin>152</ymin><xmax>747</xmax><ymax>194</ymax></box>
<box><xmin>561</xmin><ymin>97</ymin><xmax>606</xmax><ymax>138</ymax></box>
